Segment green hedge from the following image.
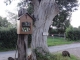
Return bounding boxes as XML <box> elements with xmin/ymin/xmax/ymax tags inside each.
<box><xmin>0</xmin><ymin>28</ymin><xmax>17</xmax><ymax>49</ymax></box>
<box><xmin>66</xmin><ymin>26</ymin><xmax>80</xmax><ymax>40</ymax></box>
<box><xmin>0</xmin><ymin>28</ymin><xmax>31</xmax><ymax>50</ymax></box>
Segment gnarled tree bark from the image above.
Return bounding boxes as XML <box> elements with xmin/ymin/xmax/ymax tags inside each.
<box><xmin>17</xmin><ymin>35</ymin><xmax>28</xmax><ymax>60</ymax></box>
<box><xmin>31</xmin><ymin>0</ymin><xmax>59</xmax><ymax>60</ymax></box>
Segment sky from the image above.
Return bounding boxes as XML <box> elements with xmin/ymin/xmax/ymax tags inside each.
<box><xmin>71</xmin><ymin>5</ymin><xmax>80</xmax><ymax>27</ymax></box>
<box><xmin>0</xmin><ymin>0</ymin><xmax>80</xmax><ymax>28</ymax></box>
<box><xmin>0</xmin><ymin>0</ymin><xmax>20</xmax><ymax>17</ymax></box>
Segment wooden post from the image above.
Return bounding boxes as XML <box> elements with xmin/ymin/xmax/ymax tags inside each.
<box><xmin>17</xmin><ymin>34</ymin><xmax>28</xmax><ymax>60</ymax></box>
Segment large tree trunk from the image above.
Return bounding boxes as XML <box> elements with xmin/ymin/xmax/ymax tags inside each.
<box><xmin>31</xmin><ymin>0</ymin><xmax>59</xmax><ymax>60</ymax></box>
<box><xmin>17</xmin><ymin>35</ymin><xmax>28</xmax><ymax>60</ymax></box>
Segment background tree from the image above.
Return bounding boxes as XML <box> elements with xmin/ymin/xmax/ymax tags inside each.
<box><xmin>6</xmin><ymin>10</ymin><xmax>18</xmax><ymax>27</ymax></box>
<box><xmin>49</xmin><ymin>0</ymin><xmax>78</xmax><ymax>34</ymax></box>
<box><xmin>0</xmin><ymin>16</ymin><xmax>12</xmax><ymax>27</ymax></box>
<box><xmin>78</xmin><ymin>26</ymin><xmax>80</xmax><ymax>30</ymax></box>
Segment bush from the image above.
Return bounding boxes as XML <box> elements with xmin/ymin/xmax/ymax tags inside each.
<box><xmin>0</xmin><ymin>27</ymin><xmax>32</xmax><ymax>51</ymax></box>
<box><xmin>65</xmin><ymin>26</ymin><xmax>80</xmax><ymax>40</ymax></box>
<box><xmin>34</xmin><ymin>47</ymin><xmax>56</xmax><ymax>60</ymax></box>
<box><xmin>34</xmin><ymin>47</ymin><xmax>79</xmax><ymax>60</ymax></box>
<box><xmin>0</xmin><ymin>28</ymin><xmax>17</xmax><ymax>49</ymax></box>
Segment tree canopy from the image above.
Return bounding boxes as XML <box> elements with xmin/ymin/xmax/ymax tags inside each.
<box><xmin>0</xmin><ymin>16</ymin><xmax>12</xmax><ymax>27</ymax></box>
<box><xmin>51</xmin><ymin>0</ymin><xmax>79</xmax><ymax>33</ymax></box>
<box><xmin>56</xmin><ymin>0</ymin><xmax>78</xmax><ymax>12</ymax></box>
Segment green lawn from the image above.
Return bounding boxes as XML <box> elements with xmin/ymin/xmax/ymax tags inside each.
<box><xmin>47</xmin><ymin>37</ymin><xmax>75</xmax><ymax>46</ymax></box>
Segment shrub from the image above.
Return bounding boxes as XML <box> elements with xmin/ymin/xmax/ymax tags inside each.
<box><xmin>65</xmin><ymin>26</ymin><xmax>80</xmax><ymax>40</ymax></box>
<box><xmin>34</xmin><ymin>47</ymin><xmax>79</xmax><ymax>60</ymax></box>
<box><xmin>0</xmin><ymin>27</ymin><xmax>32</xmax><ymax>50</ymax></box>
<box><xmin>0</xmin><ymin>28</ymin><xmax>17</xmax><ymax>49</ymax></box>
<box><xmin>34</xmin><ymin>47</ymin><xmax>56</xmax><ymax>60</ymax></box>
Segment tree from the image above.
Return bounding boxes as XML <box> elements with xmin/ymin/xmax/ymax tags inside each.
<box><xmin>51</xmin><ymin>13</ymin><xmax>70</xmax><ymax>34</ymax></box>
<box><xmin>49</xmin><ymin>0</ymin><xmax>78</xmax><ymax>34</ymax></box>
<box><xmin>56</xmin><ymin>0</ymin><xmax>78</xmax><ymax>12</ymax></box>
<box><xmin>53</xmin><ymin>11</ymin><xmax>70</xmax><ymax>29</ymax></box>
<box><xmin>0</xmin><ymin>16</ymin><xmax>12</xmax><ymax>27</ymax></box>
<box><xmin>26</xmin><ymin>0</ymin><xmax>59</xmax><ymax>60</ymax></box>
<box><xmin>53</xmin><ymin>0</ymin><xmax>78</xmax><ymax>28</ymax></box>
<box><xmin>78</xmin><ymin>26</ymin><xmax>80</xmax><ymax>30</ymax></box>
<box><xmin>6</xmin><ymin>10</ymin><xmax>18</xmax><ymax>27</ymax></box>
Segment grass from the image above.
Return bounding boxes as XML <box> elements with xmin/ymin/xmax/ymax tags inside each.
<box><xmin>37</xmin><ymin>52</ymin><xmax>80</xmax><ymax>60</ymax></box>
<box><xmin>0</xmin><ymin>37</ymin><xmax>79</xmax><ymax>51</ymax></box>
<box><xmin>47</xmin><ymin>37</ymin><xmax>75</xmax><ymax>46</ymax></box>
<box><xmin>53</xmin><ymin>53</ymin><xmax>79</xmax><ymax>60</ymax></box>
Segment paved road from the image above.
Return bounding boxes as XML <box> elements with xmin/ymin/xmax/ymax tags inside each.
<box><xmin>0</xmin><ymin>43</ymin><xmax>80</xmax><ymax>60</ymax></box>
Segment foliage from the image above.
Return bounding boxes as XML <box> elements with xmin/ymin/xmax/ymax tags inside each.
<box><xmin>49</xmin><ymin>28</ymin><xmax>65</xmax><ymax>35</ymax></box>
<box><xmin>52</xmin><ymin>11</ymin><xmax>70</xmax><ymax>32</ymax></box>
<box><xmin>0</xmin><ymin>16</ymin><xmax>12</xmax><ymax>27</ymax></box>
<box><xmin>49</xmin><ymin>28</ymin><xmax>58</xmax><ymax>35</ymax></box>
<box><xmin>0</xmin><ymin>28</ymin><xmax>17</xmax><ymax>50</ymax></box>
<box><xmin>6</xmin><ymin>11</ymin><xmax>17</xmax><ymax>27</ymax></box>
<box><xmin>34</xmin><ymin>47</ymin><xmax>56</xmax><ymax>60</ymax></box>
<box><xmin>4</xmin><ymin>0</ymin><xmax>11</xmax><ymax>5</ymax></box>
<box><xmin>56</xmin><ymin>0</ymin><xmax>78</xmax><ymax>12</ymax></box>
<box><xmin>66</xmin><ymin>26</ymin><xmax>80</xmax><ymax>40</ymax></box>
<box><xmin>52</xmin><ymin>0</ymin><xmax>78</xmax><ymax>33</ymax></box>
<box><xmin>0</xmin><ymin>28</ymin><xmax>31</xmax><ymax>51</ymax></box>
<box><xmin>34</xmin><ymin>48</ymin><xmax>79</xmax><ymax>60</ymax></box>
<box><xmin>27</xmin><ymin>4</ymin><xmax>34</xmax><ymax>15</ymax></box>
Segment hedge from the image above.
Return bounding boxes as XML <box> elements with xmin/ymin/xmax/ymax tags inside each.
<box><xmin>66</xmin><ymin>27</ymin><xmax>80</xmax><ymax>40</ymax></box>
<box><xmin>0</xmin><ymin>28</ymin><xmax>17</xmax><ymax>49</ymax></box>
<box><xmin>0</xmin><ymin>28</ymin><xmax>31</xmax><ymax>50</ymax></box>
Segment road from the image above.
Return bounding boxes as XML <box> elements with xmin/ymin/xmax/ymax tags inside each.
<box><xmin>0</xmin><ymin>43</ymin><xmax>80</xmax><ymax>60</ymax></box>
